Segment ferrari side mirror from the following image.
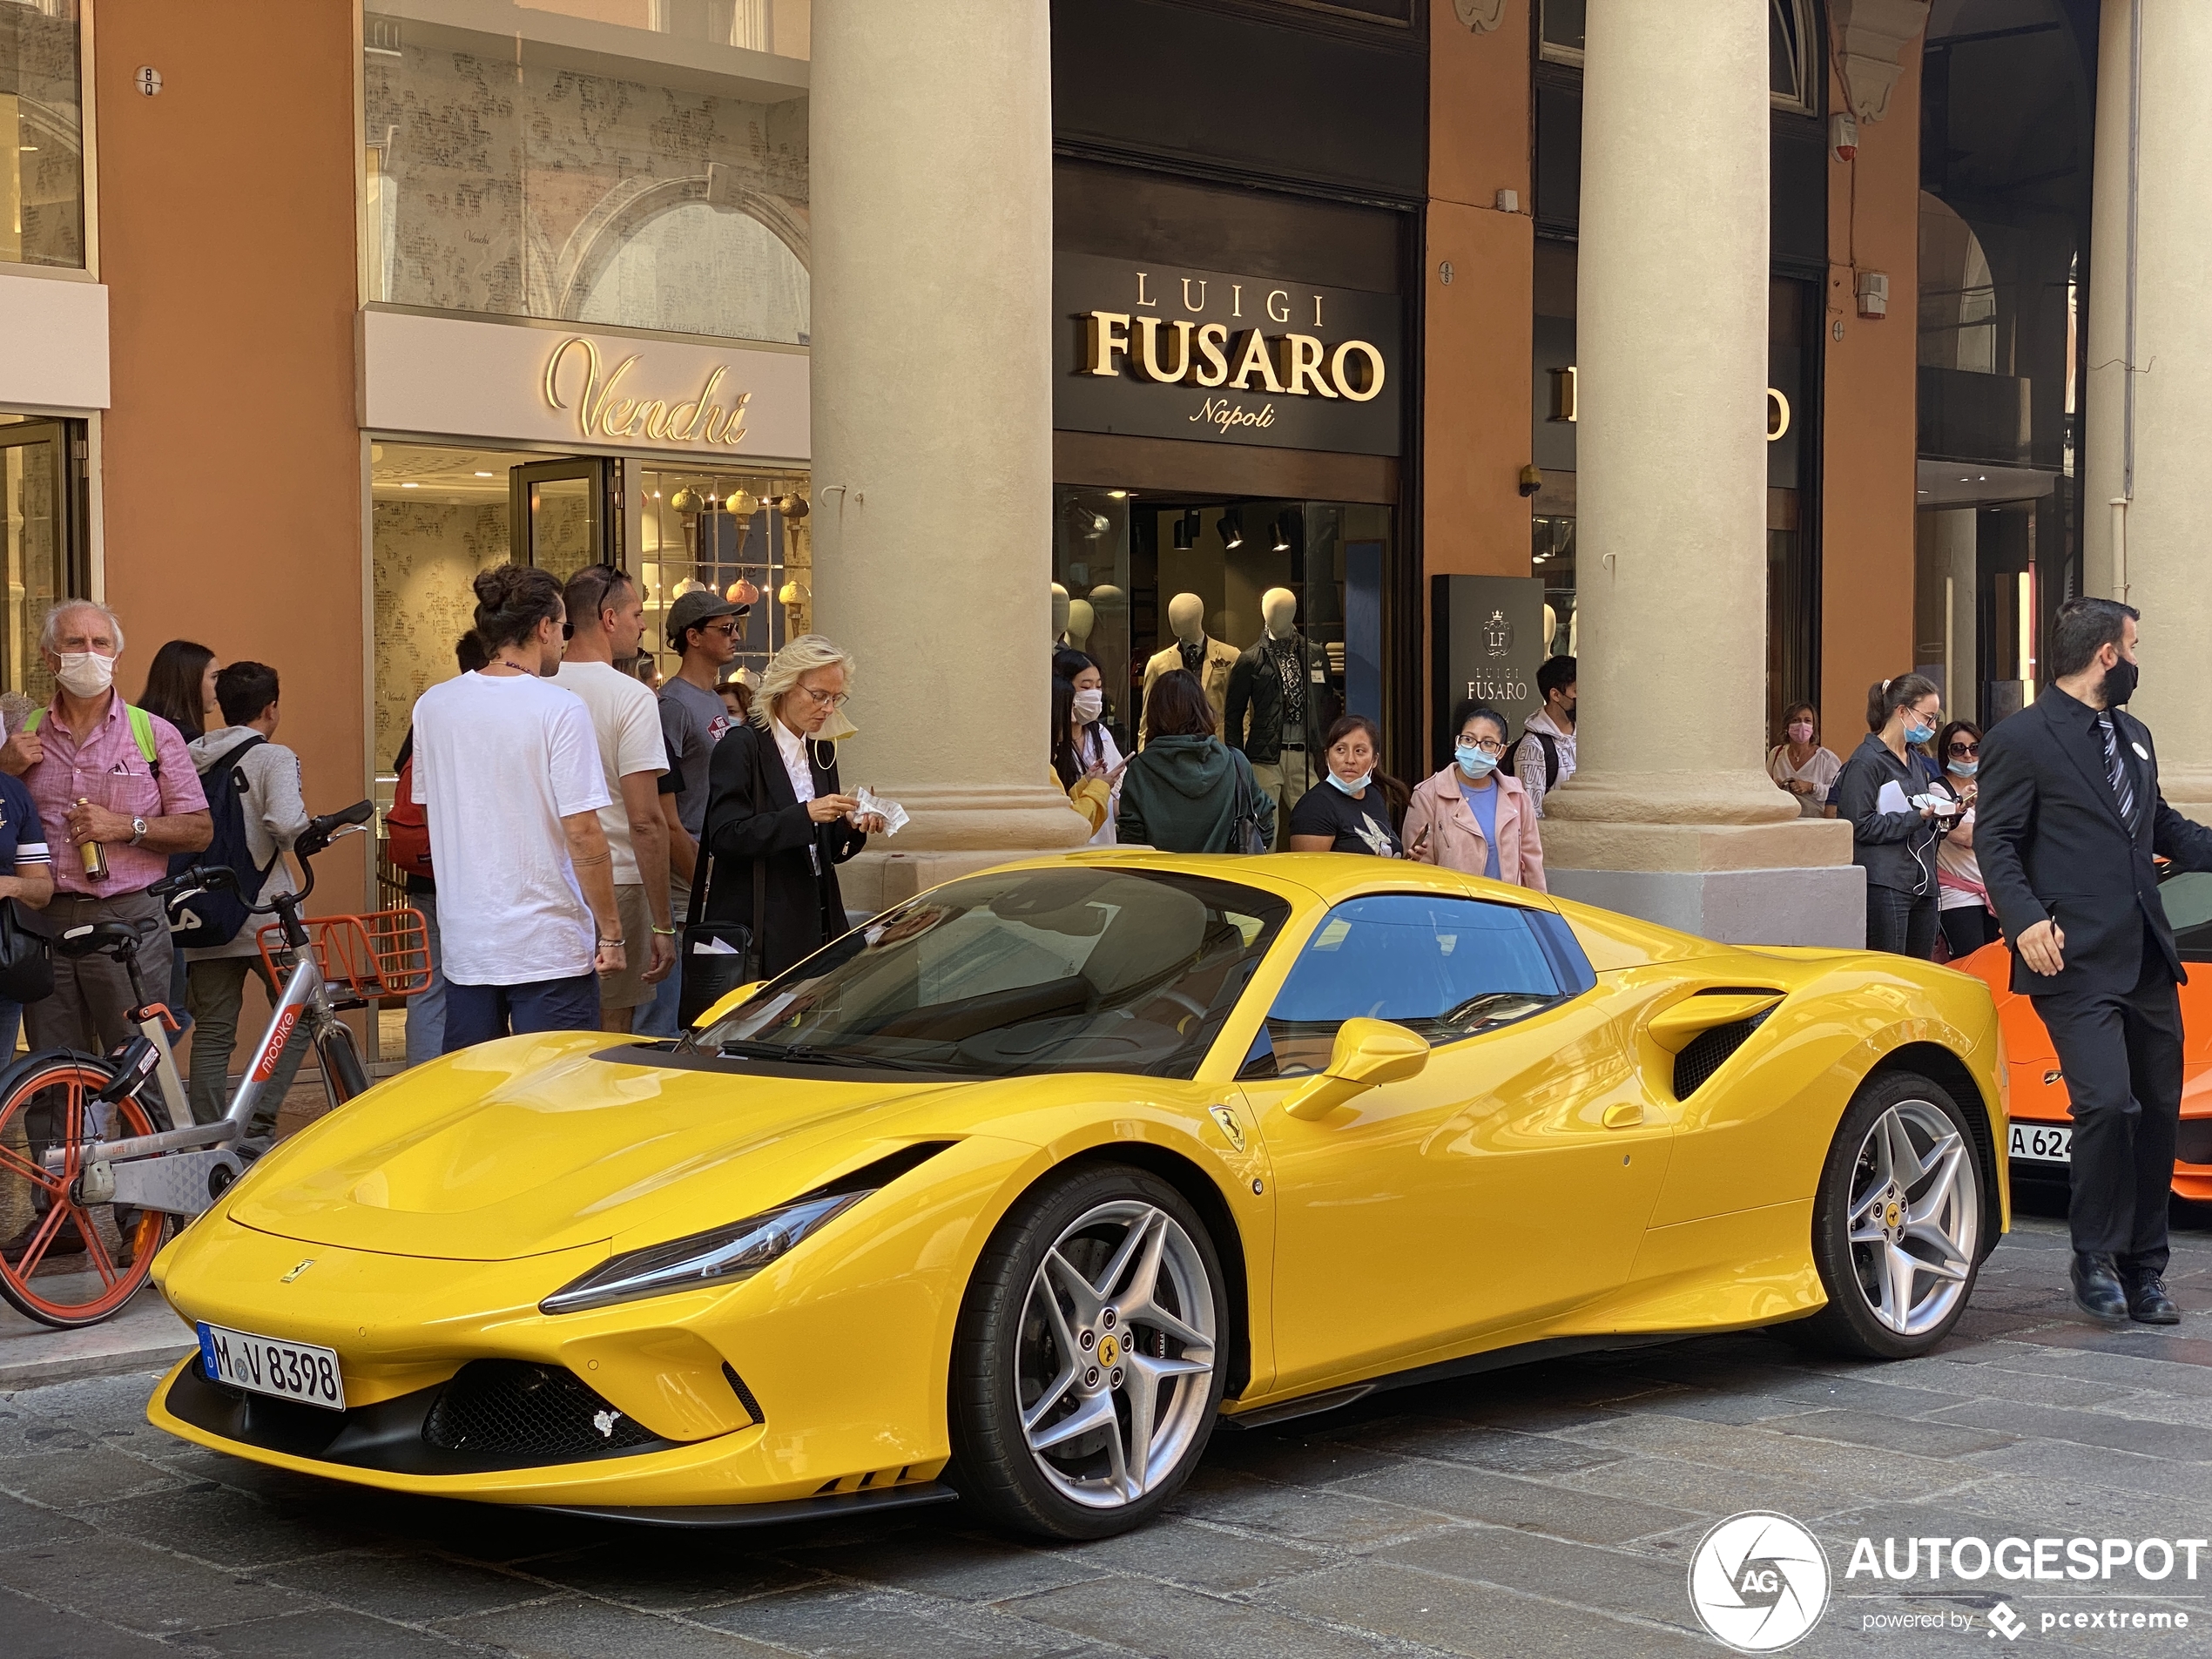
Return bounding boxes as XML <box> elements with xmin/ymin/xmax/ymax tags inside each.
<box><xmin>693</xmin><ymin>981</ymin><xmax>768</xmax><ymax>1029</ymax></box>
<box><xmin>1283</xmin><ymin>1018</ymin><xmax>1429</xmax><ymax>1121</ymax></box>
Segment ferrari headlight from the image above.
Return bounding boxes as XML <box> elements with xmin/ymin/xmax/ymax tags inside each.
<box><xmin>541</xmin><ymin>1192</ymin><xmax>867</xmax><ymax>1315</ymax></box>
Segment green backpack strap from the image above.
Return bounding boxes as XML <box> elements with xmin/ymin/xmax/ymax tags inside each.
<box><xmin>24</xmin><ymin>704</ymin><xmax>163</xmax><ymax>772</ymax></box>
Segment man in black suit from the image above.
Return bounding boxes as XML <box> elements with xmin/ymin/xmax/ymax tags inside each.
<box><xmin>1977</xmin><ymin>597</ymin><xmax>2212</xmax><ymax>1325</ymax></box>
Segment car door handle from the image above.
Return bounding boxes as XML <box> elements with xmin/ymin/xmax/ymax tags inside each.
<box><xmin>1603</xmin><ymin>1102</ymin><xmax>1644</xmax><ymax>1130</ymax></box>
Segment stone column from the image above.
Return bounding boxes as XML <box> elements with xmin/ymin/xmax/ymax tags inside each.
<box><xmin>1541</xmin><ymin>0</ymin><xmax>1859</xmax><ymax>944</ymax></box>
<box><xmin>2083</xmin><ymin>0</ymin><xmax>2212</xmax><ymax>822</ymax></box>
<box><xmin>809</xmin><ymin>0</ymin><xmax>1090</xmax><ymax>910</ymax></box>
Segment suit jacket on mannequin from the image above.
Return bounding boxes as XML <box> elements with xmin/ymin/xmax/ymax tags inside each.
<box><xmin>1225</xmin><ymin>631</ymin><xmax>1338</xmax><ymax>765</ymax></box>
<box><xmin>1141</xmin><ymin>636</ymin><xmax>1238</xmax><ymax>742</ymax></box>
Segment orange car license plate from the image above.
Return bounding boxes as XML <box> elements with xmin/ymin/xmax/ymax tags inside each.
<box><xmin>2008</xmin><ymin>1123</ymin><xmax>2072</xmax><ymax>1163</ymax></box>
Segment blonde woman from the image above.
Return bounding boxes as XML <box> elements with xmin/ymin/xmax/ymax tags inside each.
<box><xmin>701</xmin><ymin>635</ymin><xmax>885</xmax><ymax>978</ymax></box>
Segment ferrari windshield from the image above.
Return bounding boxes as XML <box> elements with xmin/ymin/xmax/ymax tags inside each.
<box><xmin>687</xmin><ymin>866</ymin><xmax>1291</xmax><ymax>1077</ymax></box>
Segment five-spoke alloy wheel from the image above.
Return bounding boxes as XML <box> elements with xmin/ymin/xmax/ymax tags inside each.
<box><xmin>952</xmin><ymin>1165</ymin><xmax>1227</xmax><ymax>1538</ymax></box>
<box><xmin>1788</xmin><ymin>1070</ymin><xmax>1986</xmax><ymax>1359</ymax></box>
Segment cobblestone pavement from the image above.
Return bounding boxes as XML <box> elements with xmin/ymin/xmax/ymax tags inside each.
<box><xmin>3</xmin><ymin>1205</ymin><xmax>2208</xmax><ymax>1659</ymax></box>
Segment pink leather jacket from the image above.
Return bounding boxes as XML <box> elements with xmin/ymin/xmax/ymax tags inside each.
<box><xmin>1403</xmin><ymin>765</ymin><xmax>1547</xmax><ymax>892</ymax></box>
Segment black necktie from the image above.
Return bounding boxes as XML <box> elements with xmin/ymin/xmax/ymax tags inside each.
<box><xmin>2097</xmin><ymin>712</ymin><xmax>2137</xmax><ymax>829</ymax></box>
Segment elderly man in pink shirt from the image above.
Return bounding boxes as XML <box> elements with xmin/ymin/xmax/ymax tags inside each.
<box><xmin>0</xmin><ymin>601</ymin><xmax>211</xmax><ymax>1061</ymax></box>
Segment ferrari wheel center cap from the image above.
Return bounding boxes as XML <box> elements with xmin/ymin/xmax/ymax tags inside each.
<box><xmin>1096</xmin><ymin>1333</ymin><xmax>1121</xmax><ymax>1368</ymax></box>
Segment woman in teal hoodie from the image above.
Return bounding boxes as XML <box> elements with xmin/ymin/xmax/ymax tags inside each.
<box><xmin>1115</xmin><ymin>669</ymin><xmax>1273</xmax><ymax>853</ymax></box>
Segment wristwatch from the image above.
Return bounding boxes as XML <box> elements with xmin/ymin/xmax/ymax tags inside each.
<box><xmin>128</xmin><ymin>816</ymin><xmax>148</xmax><ymax>847</ymax></box>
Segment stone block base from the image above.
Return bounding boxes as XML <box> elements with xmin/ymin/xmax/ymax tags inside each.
<box><xmin>1548</xmin><ymin>863</ymin><xmax>1868</xmax><ymax>948</ymax></box>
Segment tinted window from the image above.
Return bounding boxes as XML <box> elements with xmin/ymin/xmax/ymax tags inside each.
<box><xmin>691</xmin><ymin>867</ymin><xmax>1291</xmax><ymax>1079</ymax></box>
<box><xmin>1248</xmin><ymin>895</ymin><xmax>1593</xmax><ymax>1077</ymax></box>
<box><xmin>2161</xmin><ymin>871</ymin><xmax>2212</xmax><ymax>961</ymax></box>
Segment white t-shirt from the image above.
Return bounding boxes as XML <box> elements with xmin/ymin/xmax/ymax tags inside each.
<box><xmin>411</xmin><ymin>671</ymin><xmax>610</xmax><ymax>987</ymax></box>
<box><xmin>553</xmin><ymin>660</ymin><xmax>667</xmax><ymax>884</ymax></box>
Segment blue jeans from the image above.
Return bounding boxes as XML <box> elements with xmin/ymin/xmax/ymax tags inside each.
<box><xmin>441</xmin><ymin>972</ymin><xmax>600</xmax><ymax>1054</ymax></box>
<box><xmin>633</xmin><ymin>878</ymin><xmax>685</xmax><ymax>1037</ymax></box>
<box><xmin>405</xmin><ymin>901</ymin><xmax>446</xmax><ymax>1067</ymax></box>
<box><xmin>0</xmin><ymin>999</ymin><xmax>18</xmax><ymax>1065</ymax></box>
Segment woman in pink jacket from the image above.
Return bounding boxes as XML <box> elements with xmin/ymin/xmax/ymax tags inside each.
<box><xmin>1403</xmin><ymin>700</ymin><xmax>1547</xmax><ymax>891</ymax></box>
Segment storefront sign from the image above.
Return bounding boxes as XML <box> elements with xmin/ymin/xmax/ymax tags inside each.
<box><xmin>360</xmin><ymin>310</ymin><xmax>809</xmax><ymax>459</ymax></box>
<box><xmin>1431</xmin><ymin>575</ymin><xmax>1549</xmax><ymax>764</ymax></box>
<box><xmin>1053</xmin><ymin>254</ymin><xmax>1402</xmax><ymax>456</ymax></box>
<box><xmin>0</xmin><ymin>272</ymin><xmax>109</xmax><ymax>413</ymax></box>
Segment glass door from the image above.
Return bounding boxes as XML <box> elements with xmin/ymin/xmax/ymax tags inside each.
<box><xmin>0</xmin><ymin>419</ymin><xmax>78</xmax><ymax>703</ymax></box>
<box><xmin>509</xmin><ymin>456</ymin><xmax>619</xmax><ymax>581</ymax></box>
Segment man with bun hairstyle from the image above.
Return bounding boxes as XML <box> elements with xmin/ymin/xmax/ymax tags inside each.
<box><xmin>408</xmin><ymin>563</ymin><xmax>624</xmax><ymax>1048</ymax></box>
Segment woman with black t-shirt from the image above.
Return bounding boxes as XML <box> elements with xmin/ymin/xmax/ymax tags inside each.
<box><xmin>1287</xmin><ymin>714</ymin><xmax>1408</xmax><ymax>856</ymax></box>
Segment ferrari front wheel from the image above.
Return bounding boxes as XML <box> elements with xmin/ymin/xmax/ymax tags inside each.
<box><xmin>951</xmin><ymin>1164</ymin><xmax>1227</xmax><ymax>1539</ymax></box>
<box><xmin>1788</xmin><ymin>1070</ymin><xmax>1985</xmax><ymax>1359</ymax></box>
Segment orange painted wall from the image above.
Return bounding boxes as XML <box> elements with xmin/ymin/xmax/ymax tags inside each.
<box><xmin>93</xmin><ymin>0</ymin><xmax>367</xmax><ymax>907</ymax></box>
<box><xmin>1424</xmin><ymin>2</ymin><xmax>1534</xmax><ymax>757</ymax></box>
<box><xmin>1817</xmin><ymin>40</ymin><xmax>1924</xmax><ymax>745</ymax></box>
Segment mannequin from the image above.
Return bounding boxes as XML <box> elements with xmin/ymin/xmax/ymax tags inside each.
<box><xmin>1225</xmin><ymin>585</ymin><xmax>1337</xmax><ymax>839</ymax></box>
<box><xmin>1139</xmin><ymin>591</ymin><xmax>1238</xmax><ymax>745</ymax></box>
<box><xmin>1065</xmin><ymin>598</ymin><xmax>1096</xmax><ymax>653</ymax></box>
<box><xmin>1050</xmin><ymin>583</ymin><xmax>1071</xmax><ymax>646</ymax></box>
<box><xmin>1543</xmin><ymin>603</ymin><xmax>1557</xmax><ymax>658</ymax></box>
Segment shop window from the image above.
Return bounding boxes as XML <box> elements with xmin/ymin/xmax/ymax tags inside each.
<box><xmin>368</xmin><ymin>441</ymin><xmax>810</xmax><ymax>777</ymax></box>
<box><xmin>1540</xmin><ymin>0</ymin><xmax>1819</xmax><ymax>114</ymax></box>
<box><xmin>1055</xmin><ymin>485</ymin><xmax>1390</xmax><ymax>841</ymax></box>
<box><xmin>0</xmin><ymin>0</ymin><xmax>84</xmax><ymax>269</ymax></box>
<box><xmin>361</xmin><ymin>3</ymin><xmax>808</xmax><ymax>344</ymax></box>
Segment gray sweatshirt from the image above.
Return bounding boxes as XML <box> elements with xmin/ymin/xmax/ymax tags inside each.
<box><xmin>182</xmin><ymin>725</ymin><xmax>309</xmax><ymax>962</ymax></box>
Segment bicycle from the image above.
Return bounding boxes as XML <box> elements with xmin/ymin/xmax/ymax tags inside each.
<box><xmin>0</xmin><ymin>800</ymin><xmax>424</xmax><ymax>1329</ymax></box>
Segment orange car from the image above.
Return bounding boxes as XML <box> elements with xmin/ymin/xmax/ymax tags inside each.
<box><xmin>1954</xmin><ymin>869</ymin><xmax>2212</xmax><ymax>1203</ymax></box>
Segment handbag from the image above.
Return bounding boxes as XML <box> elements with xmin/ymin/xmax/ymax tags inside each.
<box><xmin>1227</xmin><ymin>752</ymin><xmax>1270</xmax><ymax>855</ymax></box>
<box><xmin>678</xmin><ymin>731</ymin><xmax>772</xmax><ymax>1028</ymax></box>
<box><xmin>0</xmin><ymin>897</ymin><xmax>53</xmax><ymax>1005</ymax></box>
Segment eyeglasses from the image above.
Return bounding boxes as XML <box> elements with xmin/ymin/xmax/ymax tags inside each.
<box><xmin>795</xmin><ymin>685</ymin><xmax>849</xmax><ymax>709</ymax></box>
<box><xmin>1460</xmin><ymin>737</ymin><xmax>1507</xmax><ymax>755</ymax></box>
<box><xmin>1948</xmin><ymin>741</ymin><xmax>1979</xmax><ymax>758</ymax></box>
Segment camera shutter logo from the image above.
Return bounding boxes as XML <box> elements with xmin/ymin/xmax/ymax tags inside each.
<box><xmin>1688</xmin><ymin>1512</ymin><xmax>1831</xmax><ymax>1652</ymax></box>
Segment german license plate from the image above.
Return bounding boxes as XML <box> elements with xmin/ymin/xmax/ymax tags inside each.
<box><xmin>197</xmin><ymin>1322</ymin><xmax>345</xmax><ymax>1411</ymax></box>
<box><xmin>2008</xmin><ymin>1122</ymin><xmax>2072</xmax><ymax>1163</ymax></box>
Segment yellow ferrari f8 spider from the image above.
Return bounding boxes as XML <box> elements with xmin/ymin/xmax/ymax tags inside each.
<box><xmin>149</xmin><ymin>854</ymin><xmax>2008</xmax><ymax>1539</ymax></box>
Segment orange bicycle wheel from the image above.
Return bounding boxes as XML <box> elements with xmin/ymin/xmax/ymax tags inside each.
<box><xmin>0</xmin><ymin>1061</ymin><xmax>168</xmax><ymax>1329</ymax></box>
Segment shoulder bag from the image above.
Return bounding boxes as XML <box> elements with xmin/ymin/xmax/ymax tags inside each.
<box><xmin>1226</xmin><ymin>750</ymin><xmax>1270</xmax><ymax>855</ymax></box>
<box><xmin>678</xmin><ymin>728</ymin><xmax>773</xmax><ymax>1028</ymax></box>
<box><xmin>0</xmin><ymin>897</ymin><xmax>52</xmax><ymax>1005</ymax></box>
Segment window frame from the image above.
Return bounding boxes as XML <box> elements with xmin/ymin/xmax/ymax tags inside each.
<box><xmin>1538</xmin><ymin>0</ymin><xmax>1823</xmax><ymax>117</ymax></box>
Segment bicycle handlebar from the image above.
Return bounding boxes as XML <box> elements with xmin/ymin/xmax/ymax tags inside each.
<box><xmin>147</xmin><ymin>799</ymin><xmax>376</xmax><ymax>916</ymax></box>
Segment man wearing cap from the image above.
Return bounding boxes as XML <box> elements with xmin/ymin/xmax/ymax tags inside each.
<box><xmin>637</xmin><ymin>589</ymin><xmax>745</xmax><ymax>1035</ymax></box>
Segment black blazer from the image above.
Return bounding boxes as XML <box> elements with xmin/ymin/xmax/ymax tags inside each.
<box><xmin>1976</xmin><ymin>684</ymin><xmax>2212</xmax><ymax>997</ymax></box>
<box><xmin>699</xmin><ymin>722</ymin><xmax>867</xmax><ymax>979</ymax></box>
<box><xmin>1224</xmin><ymin>634</ymin><xmax>1338</xmax><ymax>765</ymax></box>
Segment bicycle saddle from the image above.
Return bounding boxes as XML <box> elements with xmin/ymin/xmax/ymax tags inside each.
<box><xmin>54</xmin><ymin>921</ymin><xmax>146</xmax><ymax>959</ymax></box>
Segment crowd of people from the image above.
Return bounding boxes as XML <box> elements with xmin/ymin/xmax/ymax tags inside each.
<box><xmin>1048</xmin><ymin>644</ymin><xmax>1576</xmax><ymax>887</ymax></box>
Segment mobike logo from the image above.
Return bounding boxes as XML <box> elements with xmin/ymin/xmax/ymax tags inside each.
<box><xmin>252</xmin><ymin>1007</ymin><xmax>302</xmax><ymax>1082</ymax></box>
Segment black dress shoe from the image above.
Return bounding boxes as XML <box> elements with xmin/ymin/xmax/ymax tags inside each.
<box><xmin>2124</xmin><ymin>1272</ymin><xmax>2181</xmax><ymax>1325</ymax></box>
<box><xmin>1</xmin><ymin>1215</ymin><xmax>85</xmax><ymax>1264</ymax></box>
<box><xmin>2071</xmin><ymin>1252</ymin><xmax>2129</xmax><ymax>1323</ymax></box>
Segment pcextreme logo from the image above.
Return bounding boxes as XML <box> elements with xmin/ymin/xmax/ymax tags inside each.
<box><xmin>1689</xmin><ymin>1512</ymin><xmax>1831</xmax><ymax>1652</ymax></box>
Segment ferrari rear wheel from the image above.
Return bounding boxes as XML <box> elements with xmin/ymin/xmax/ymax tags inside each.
<box><xmin>1788</xmin><ymin>1070</ymin><xmax>1984</xmax><ymax>1359</ymax></box>
<box><xmin>951</xmin><ymin>1164</ymin><xmax>1227</xmax><ymax>1539</ymax></box>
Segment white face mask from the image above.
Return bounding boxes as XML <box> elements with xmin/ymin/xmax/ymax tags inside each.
<box><xmin>55</xmin><ymin>651</ymin><xmax>116</xmax><ymax>699</ymax></box>
<box><xmin>1071</xmin><ymin>689</ymin><xmax>1104</xmax><ymax>723</ymax></box>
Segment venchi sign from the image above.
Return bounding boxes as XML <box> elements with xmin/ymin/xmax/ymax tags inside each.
<box><xmin>1053</xmin><ymin>254</ymin><xmax>1403</xmax><ymax>456</ymax></box>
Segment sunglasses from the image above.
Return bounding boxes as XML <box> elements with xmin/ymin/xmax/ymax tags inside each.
<box><xmin>1948</xmin><ymin>741</ymin><xmax>1979</xmax><ymax>758</ymax></box>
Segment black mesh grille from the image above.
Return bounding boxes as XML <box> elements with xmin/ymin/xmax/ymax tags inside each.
<box><xmin>2177</xmin><ymin>1120</ymin><xmax>2212</xmax><ymax>1168</ymax></box>
<box><xmin>1673</xmin><ymin>1010</ymin><xmax>1771</xmax><ymax>1098</ymax></box>
<box><xmin>422</xmin><ymin>1361</ymin><xmax>659</xmax><ymax>1460</ymax></box>
<box><xmin>722</xmin><ymin>1361</ymin><xmax>765</xmax><ymax>1426</ymax></box>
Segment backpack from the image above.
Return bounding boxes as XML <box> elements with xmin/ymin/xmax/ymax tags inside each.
<box><xmin>385</xmin><ymin>748</ymin><xmax>432</xmax><ymax>879</ymax></box>
<box><xmin>24</xmin><ymin>704</ymin><xmax>161</xmax><ymax>776</ymax></box>
<box><xmin>164</xmin><ymin>734</ymin><xmax>274</xmax><ymax>948</ymax></box>
<box><xmin>1517</xmin><ymin>726</ymin><xmax>1561</xmax><ymax>792</ymax></box>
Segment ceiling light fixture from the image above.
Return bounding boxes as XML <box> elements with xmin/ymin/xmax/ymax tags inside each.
<box><xmin>1106</xmin><ymin>489</ymin><xmax>1129</xmax><ymax>499</ymax></box>
<box><xmin>1217</xmin><ymin>511</ymin><xmax>1244</xmax><ymax>551</ymax></box>
<box><xmin>474</xmin><ymin>470</ymin><xmax>493</xmax><ymax>477</ymax></box>
<box><xmin>1172</xmin><ymin>509</ymin><xmax>1197</xmax><ymax>551</ymax></box>
<box><xmin>1271</xmin><ymin>517</ymin><xmax>1291</xmax><ymax>554</ymax></box>
<box><xmin>400</xmin><ymin>481</ymin><xmax>419</xmax><ymax>488</ymax></box>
